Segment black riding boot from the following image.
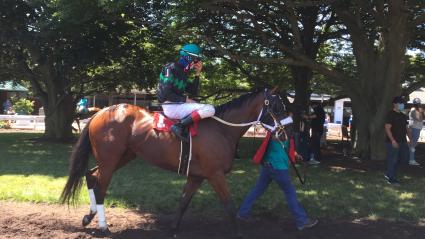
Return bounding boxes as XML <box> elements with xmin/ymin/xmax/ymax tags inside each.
<box><xmin>171</xmin><ymin>114</ymin><xmax>195</xmax><ymax>142</ymax></box>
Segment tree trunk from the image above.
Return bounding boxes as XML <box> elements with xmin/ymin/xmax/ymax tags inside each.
<box><xmin>290</xmin><ymin>66</ymin><xmax>313</xmax><ymax>127</ymax></box>
<box><xmin>350</xmin><ymin>96</ymin><xmax>387</xmax><ymax>160</ymax></box>
<box><xmin>28</xmin><ymin>61</ymin><xmax>77</xmax><ymax>141</ymax></box>
<box><xmin>43</xmin><ymin>93</ymin><xmax>75</xmax><ymax>141</ymax></box>
<box><xmin>291</xmin><ymin>66</ymin><xmax>312</xmax><ymax>112</ymax></box>
<box><xmin>334</xmin><ymin>0</ymin><xmax>408</xmax><ymax>160</ymax></box>
<box><xmin>349</xmin><ymin>53</ymin><xmax>405</xmax><ymax>160</ymax></box>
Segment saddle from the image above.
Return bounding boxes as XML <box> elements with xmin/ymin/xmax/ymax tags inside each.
<box><xmin>153</xmin><ymin>112</ymin><xmax>199</xmax><ymax>176</ymax></box>
<box><xmin>153</xmin><ymin>112</ymin><xmax>198</xmax><ymax>137</ymax></box>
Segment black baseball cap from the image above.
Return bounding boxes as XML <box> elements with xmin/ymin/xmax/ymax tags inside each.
<box><xmin>392</xmin><ymin>96</ymin><xmax>405</xmax><ymax>104</ymax></box>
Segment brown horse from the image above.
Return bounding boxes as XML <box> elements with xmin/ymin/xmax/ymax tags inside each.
<box><xmin>73</xmin><ymin>107</ymin><xmax>101</xmax><ymax>133</ymax></box>
<box><xmin>60</xmin><ymin>88</ymin><xmax>289</xmax><ymax>237</ymax></box>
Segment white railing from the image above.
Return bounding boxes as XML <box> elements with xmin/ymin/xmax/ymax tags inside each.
<box><xmin>0</xmin><ymin>114</ymin><xmax>45</xmax><ymax>130</ymax></box>
<box><xmin>326</xmin><ymin>123</ymin><xmax>343</xmax><ymax>137</ymax></box>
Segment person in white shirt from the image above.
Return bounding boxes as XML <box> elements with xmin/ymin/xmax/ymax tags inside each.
<box><xmin>408</xmin><ymin>98</ymin><xmax>423</xmax><ymax>166</ymax></box>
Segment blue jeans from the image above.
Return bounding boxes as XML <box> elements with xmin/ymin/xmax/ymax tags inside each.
<box><xmin>295</xmin><ymin>132</ymin><xmax>311</xmax><ymax>162</ymax></box>
<box><xmin>238</xmin><ymin>165</ymin><xmax>308</xmax><ymax>227</ymax></box>
<box><xmin>409</xmin><ymin>128</ymin><xmax>421</xmax><ymax>162</ymax></box>
<box><xmin>386</xmin><ymin>142</ymin><xmax>408</xmax><ymax>180</ymax></box>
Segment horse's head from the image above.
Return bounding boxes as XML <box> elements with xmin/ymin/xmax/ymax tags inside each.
<box><xmin>259</xmin><ymin>89</ymin><xmax>293</xmax><ymax>141</ymax></box>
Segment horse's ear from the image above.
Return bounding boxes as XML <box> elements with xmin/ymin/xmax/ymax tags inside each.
<box><xmin>270</xmin><ymin>86</ymin><xmax>279</xmax><ymax>94</ymax></box>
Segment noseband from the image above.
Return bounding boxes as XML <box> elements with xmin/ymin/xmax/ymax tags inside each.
<box><xmin>259</xmin><ymin>90</ymin><xmax>288</xmax><ymax>138</ymax></box>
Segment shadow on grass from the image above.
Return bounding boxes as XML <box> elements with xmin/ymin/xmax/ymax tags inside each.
<box><xmin>0</xmin><ymin>133</ymin><xmax>72</xmax><ymax>177</ymax></box>
<box><xmin>1</xmin><ymin>133</ymin><xmax>424</xmax><ymax>223</ymax></box>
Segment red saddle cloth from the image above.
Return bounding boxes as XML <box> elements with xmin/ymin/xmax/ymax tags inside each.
<box><xmin>153</xmin><ymin>112</ymin><xmax>198</xmax><ymax>137</ymax></box>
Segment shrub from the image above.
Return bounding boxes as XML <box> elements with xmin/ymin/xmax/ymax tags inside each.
<box><xmin>0</xmin><ymin>120</ymin><xmax>11</xmax><ymax>129</ymax></box>
<box><xmin>13</xmin><ymin>98</ymin><xmax>34</xmax><ymax>115</ymax></box>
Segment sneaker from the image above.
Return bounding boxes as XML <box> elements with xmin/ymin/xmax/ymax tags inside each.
<box><xmin>308</xmin><ymin>159</ymin><xmax>320</xmax><ymax>165</ymax></box>
<box><xmin>298</xmin><ymin>218</ymin><xmax>318</xmax><ymax>231</ymax></box>
<box><xmin>387</xmin><ymin>179</ymin><xmax>400</xmax><ymax>186</ymax></box>
<box><xmin>236</xmin><ymin>214</ymin><xmax>256</xmax><ymax>223</ymax></box>
<box><xmin>409</xmin><ymin>160</ymin><xmax>420</xmax><ymax>166</ymax></box>
<box><xmin>384</xmin><ymin>174</ymin><xmax>390</xmax><ymax>181</ymax></box>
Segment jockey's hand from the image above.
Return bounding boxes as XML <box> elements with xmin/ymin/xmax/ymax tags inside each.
<box><xmin>193</xmin><ymin>61</ymin><xmax>203</xmax><ymax>76</ymax></box>
<box><xmin>186</xmin><ymin>97</ymin><xmax>196</xmax><ymax>103</ymax></box>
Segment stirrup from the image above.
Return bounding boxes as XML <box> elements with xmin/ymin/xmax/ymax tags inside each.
<box><xmin>171</xmin><ymin>125</ymin><xmax>189</xmax><ymax>142</ymax></box>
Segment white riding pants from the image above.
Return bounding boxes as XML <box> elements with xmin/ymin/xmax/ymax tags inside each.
<box><xmin>162</xmin><ymin>103</ymin><xmax>215</xmax><ymax>119</ymax></box>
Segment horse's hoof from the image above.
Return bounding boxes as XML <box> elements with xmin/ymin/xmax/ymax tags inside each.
<box><xmin>98</xmin><ymin>227</ymin><xmax>111</xmax><ymax>236</ymax></box>
<box><xmin>82</xmin><ymin>214</ymin><xmax>95</xmax><ymax>227</ymax></box>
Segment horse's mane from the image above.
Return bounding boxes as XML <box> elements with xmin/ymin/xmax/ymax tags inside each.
<box><xmin>214</xmin><ymin>89</ymin><xmax>263</xmax><ymax>118</ymax></box>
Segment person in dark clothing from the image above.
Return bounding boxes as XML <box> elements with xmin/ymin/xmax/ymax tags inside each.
<box><xmin>157</xmin><ymin>43</ymin><xmax>215</xmax><ymax>141</ymax></box>
<box><xmin>305</xmin><ymin>103</ymin><xmax>325</xmax><ymax>162</ymax></box>
<box><xmin>384</xmin><ymin>96</ymin><xmax>412</xmax><ymax>185</ymax></box>
<box><xmin>297</xmin><ymin>110</ymin><xmax>317</xmax><ymax>164</ymax></box>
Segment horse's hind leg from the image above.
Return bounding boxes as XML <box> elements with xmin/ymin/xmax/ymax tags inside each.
<box><xmin>81</xmin><ymin>166</ymin><xmax>99</xmax><ymax>227</ymax></box>
<box><xmin>172</xmin><ymin>176</ymin><xmax>204</xmax><ymax>236</ymax></box>
<box><xmin>82</xmin><ymin>149</ymin><xmax>135</xmax><ymax>231</ymax></box>
<box><xmin>208</xmin><ymin>173</ymin><xmax>241</xmax><ymax>238</ymax></box>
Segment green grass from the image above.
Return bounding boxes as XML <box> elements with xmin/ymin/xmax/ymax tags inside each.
<box><xmin>0</xmin><ymin>132</ymin><xmax>424</xmax><ymax>222</ymax></box>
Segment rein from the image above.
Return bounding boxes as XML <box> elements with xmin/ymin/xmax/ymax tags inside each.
<box><xmin>210</xmin><ymin>89</ymin><xmax>277</xmax><ymax>129</ymax></box>
<box><xmin>211</xmin><ymin>109</ymin><xmax>263</xmax><ymax>127</ymax></box>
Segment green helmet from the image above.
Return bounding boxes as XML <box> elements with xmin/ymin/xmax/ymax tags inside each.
<box><xmin>179</xmin><ymin>43</ymin><xmax>202</xmax><ymax>58</ymax></box>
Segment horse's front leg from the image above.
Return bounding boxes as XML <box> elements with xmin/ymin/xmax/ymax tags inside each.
<box><xmin>208</xmin><ymin>173</ymin><xmax>242</xmax><ymax>238</ymax></box>
<box><xmin>172</xmin><ymin>176</ymin><xmax>204</xmax><ymax>237</ymax></box>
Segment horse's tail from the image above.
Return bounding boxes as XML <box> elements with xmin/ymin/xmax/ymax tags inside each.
<box><xmin>60</xmin><ymin>119</ymin><xmax>93</xmax><ymax>205</ymax></box>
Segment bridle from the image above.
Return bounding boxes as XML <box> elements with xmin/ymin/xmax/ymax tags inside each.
<box><xmin>259</xmin><ymin>89</ymin><xmax>288</xmax><ymax>138</ymax></box>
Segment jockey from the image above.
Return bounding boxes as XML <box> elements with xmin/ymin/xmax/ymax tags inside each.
<box><xmin>77</xmin><ymin>97</ymin><xmax>88</xmax><ymax>114</ymax></box>
<box><xmin>157</xmin><ymin>43</ymin><xmax>215</xmax><ymax>142</ymax></box>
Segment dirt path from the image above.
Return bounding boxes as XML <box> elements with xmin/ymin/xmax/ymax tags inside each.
<box><xmin>1</xmin><ymin>201</ymin><xmax>424</xmax><ymax>239</ymax></box>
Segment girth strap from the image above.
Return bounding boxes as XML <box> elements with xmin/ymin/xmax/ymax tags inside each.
<box><xmin>178</xmin><ymin>134</ymin><xmax>192</xmax><ymax>176</ymax></box>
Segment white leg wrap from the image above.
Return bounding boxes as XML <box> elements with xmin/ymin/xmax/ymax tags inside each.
<box><xmin>88</xmin><ymin>189</ymin><xmax>97</xmax><ymax>213</ymax></box>
<box><xmin>96</xmin><ymin>204</ymin><xmax>107</xmax><ymax>229</ymax></box>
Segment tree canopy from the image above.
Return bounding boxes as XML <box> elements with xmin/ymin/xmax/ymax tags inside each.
<box><xmin>170</xmin><ymin>0</ymin><xmax>425</xmax><ymax>159</ymax></box>
<box><xmin>0</xmin><ymin>0</ymin><xmax>424</xmax><ymax>159</ymax></box>
<box><xmin>0</xmin><ymin>0</ymin><xmax>175</xmax><ymax>139</ymax></box>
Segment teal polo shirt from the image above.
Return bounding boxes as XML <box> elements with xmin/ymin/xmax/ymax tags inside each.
<box><xmin>263</xmin><ymin>139</ymin><xmax>289</xmax><ymax>170</ymax></box>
